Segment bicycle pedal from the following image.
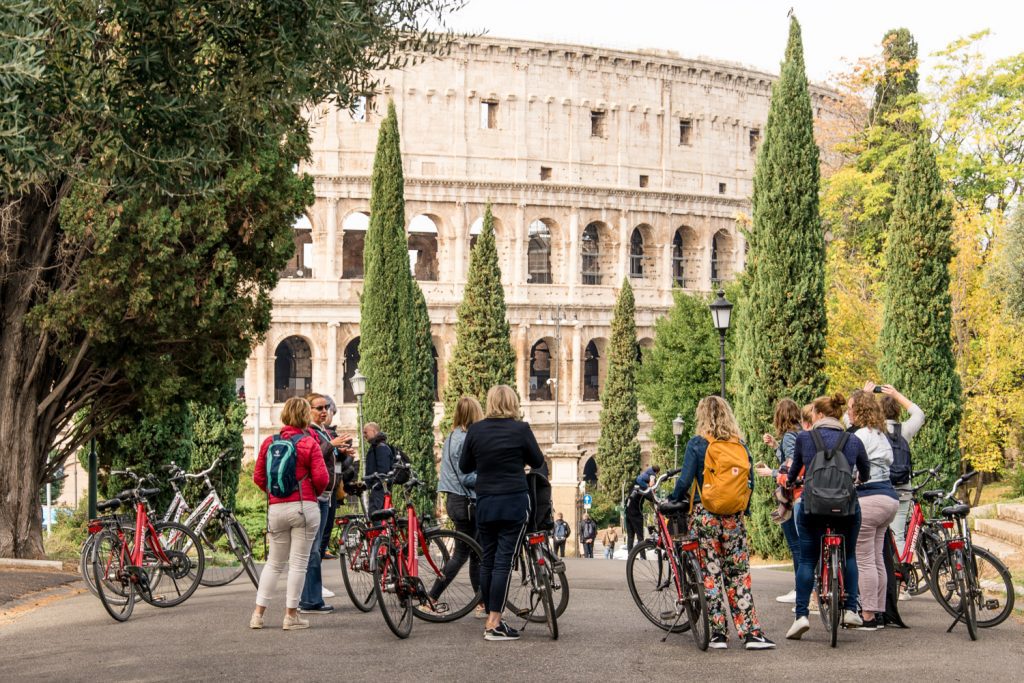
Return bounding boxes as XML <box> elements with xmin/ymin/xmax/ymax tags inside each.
<box><xmin>659</xmin><ymin>610</ymin><xmax>679</xmax><ymax>620</ymax></box>
<box><xmin>513</xmin><ymin>607</ymin><xmax>531</xmax><ymax>618</ymax></box>
<box><xmin>984</xmin><ymin>599</ymin><xmax>999</xmax><ymax>610</ymax></box>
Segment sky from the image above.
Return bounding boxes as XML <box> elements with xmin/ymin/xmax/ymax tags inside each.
<box><xmin>441</xmin><ymin>0</ymin><xmax>1021</xmax><ymax>84</ymax></box>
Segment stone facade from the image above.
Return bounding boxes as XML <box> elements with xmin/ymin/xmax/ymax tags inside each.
<box><xmin>242</xmin><ymin>38</ymin><xmax>839</xmax><ymax>532</ymax></box>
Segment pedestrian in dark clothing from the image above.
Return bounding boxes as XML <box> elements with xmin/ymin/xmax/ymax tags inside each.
<box><xmin>459</xmin><ymin>385</ymin><xmax>546</xmax><ymax>641</ymax></box>
<box><xmin>362</xmin><ymin>422</ymin><xmax>394</xmax><ymax>514</ymax></box>
<box><xmin>552</xmin><ymin>513</ymin><xmax>571</xmax><ymax>557</ymax></box>
<box><xmin>430</xmin><ymin>396</ymin><xmax>484</xmax><ymax>618</ymax></box>
<box><xmin>625</xmin><ymin>488</ymin><xmax>645</xmax><ymax>556</ymax></box>
<box><xmin>317</xmin><ymin>395</ymin><xmax>352</xmax><ymax>561</ymax></box>
<box><xmin>579</xmin><ymin>514</ymin><xmax>597</xmax><ymax>558</ymax></box>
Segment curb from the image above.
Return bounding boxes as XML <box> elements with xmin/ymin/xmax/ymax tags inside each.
<box><xmin>0</xmin><ymin>558</ymin><xmax>64</xmax><ymax>570</ymax></box>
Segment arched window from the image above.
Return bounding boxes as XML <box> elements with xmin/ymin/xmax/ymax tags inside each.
<box><xmin>583</xmin><ymin>340</ymin><xmax>601</xmax><ymax>401</ymax></box>
<box><xmin>274</xmin><ymin>336</ymin><xmax>312</xmax><ymax>403</ymax></box>
<box><xmin>581</xmin><ymin>223</ymin><xmax>601</xmax><ymax>285</ymax></box>
<box><xmin>711</xmin><ymin>233</ymin><xmax>721</xmax><ymax>287</ymax></box>
<box><xmin>469</xmin><ymin>217</ymin><xmax>483</xmax><ymax>251</ymax></box>
<box><xmin>711</xmin><ymin>230</ymin><xmax>734</xmax><ymax>287</ymax></box>
<box><xmin>527</xmin><ymin>219</ymin><xmax>552</xmax><ymax>284</ymax></box>
<box><xmin>672</xmin><ymin>230</ymin><xmax>685</xmax><ymax>287</ymax></box>
<box><xmin>281</xmin><ymin>215</ymin><xmax>313</xmax><ymax>279</ymax></box>
<box><xmin>529</xmin><ymin>340</ymin><xmax>553</xmax><ymax>401</ymax></box>
<box><xmin>342</xmin><ymin>337</ymin><xmax>361</xmax><ymax>403</ymax></box>
<box><xmin>582</xmin><ymin>457</ymin><xmax>598</xmax><ymax>484</ymax></box>
<box><xmin>342</xmin><ymin>212</ymin><xmax>369</xmax><ymax>280</ymax></box>
<box><xmin>408</xmin><ymin>215</ymin><xmax>439</xmax><ymax>281</ymax></box>
<box><xmin>629</xmin><ymin>228</ymin><xmax>644</xmax><ymax>279</ymax></box>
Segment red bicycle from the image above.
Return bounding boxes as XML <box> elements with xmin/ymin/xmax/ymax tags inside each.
<box><xmin>816</xmin><ymin>527</ymin><xmax>845</xmax><ymax>648</ymax></box>
<box><xmin>89</xmin><ymin>485</ymin><xmax>205</xmax><ymax>622</ymax></box>
<box><xmin>366</xmin><ymin>467</ymin><xmax>483</xmax><ymax>638</ymax></box>
<box><xmin>890</xmin><ymin>468</ymin><xmax>948</xmax><ymax>596</ymax></box>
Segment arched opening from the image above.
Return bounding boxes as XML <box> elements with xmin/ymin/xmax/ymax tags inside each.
<box><xmin>342</xmin><ymin>211</ymin><xmax>369</xmax><ymax>280</ymax></box>
<box><xmin>529</xmin><ymin>339</ymin><xmax>553</xmax><ymax>401</ymax></box>
<box><xmin>638</xmin><ymin>337</ymin><xmax>654</xmax><ymax>364</ymax></box>
<box><xmin>581</xmin><ymin>223</ymin><xmax>601</xmax><ymax>285</ymax></box>
<box><xmin>469</xmin><ymin>217</ymin><xmax>483</xmax><ymax>251</ymax></box>
<box><xmin>672</xmin><ymin>226</ymin><xmax>698</xmax><ymax>288</ymax></box>
<box><xmin>629</xmin><ymin>227</ymin><xmax>645</xmax><ymax>279</ymax></box>
<box><xmin>582</xmin><ymin>457</ymin><xmax>598</xmax><ymax>485</ymax></box>
<box><xmin>583</xmin><ymin>340</ymin><xmax>601</xmax><ymax>401</ymax></box>
<box><xmin>274</xmin><ymin>336</ymin><xmax>312</xmax><ymax>403</ymax></box>
<box><xmin>408</xmin><ymin>214</ymin><xmax>439</xmax><ymax>281</ymax></box>
<box><xmin>432</xmin><ymin>344</ymin><xmax>439</xmax><ymax>401</ymax></box>
<box><xmin>342</xmin><ymin>337</ymin><xmax>361</xmax><ymax>403</ymax></box>
<box><xmin>280</xmin><ymin>215</ymin><xmax>313</xmax><ymax>279</ymax></box>
<box><xmin>527</xmin><ymin>219</ymin><xmax>552</xmax><ymax>284</ymax></box>
<box><xmin>711</xmin><ymin>230</ymin><xmax>734</xmax><ymax>288</ymax></box>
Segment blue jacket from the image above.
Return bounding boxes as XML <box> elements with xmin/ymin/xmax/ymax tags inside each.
<box><xmin>635</xmin><ymin>466</ymin><xmax>659</xmax><ymax>489</ymax></box>
<box><xmin>668</xmin><ymin>436</ymin><xmax>754</xmax><ymax>514</ymax></box>
<box><xmin>438</xmin><ymin>428</ymin><xmax>477</xmax><ymax>498</ymax></box>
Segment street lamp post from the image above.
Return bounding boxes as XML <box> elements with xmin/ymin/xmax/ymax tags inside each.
<box><xmin>539</xmin><ymin>305</ymin><xmax>566</xmax><ymax>444</ymax></box>
<box><xmin>709</xmin><ymin>289</ymin><xmax>733</xmax><ymax>399</ymax></box>
<box><xmin>672</xmin><ymin>414</ymin><xmax>685</xmax><ymax>469</ymax></box>
<box><xmin>350</xmin><ymin>367</ymin><xmax>367</xmax><ymax>478</ymax></box>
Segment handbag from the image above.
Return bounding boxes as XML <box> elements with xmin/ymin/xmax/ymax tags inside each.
<box><xmin>444</xmin><ymin>432</ymin><xmax>475</xmax><ymax>523</ymax></box>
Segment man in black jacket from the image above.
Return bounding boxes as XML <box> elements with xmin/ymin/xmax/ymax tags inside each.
<box><xmin>362</xmin><ymin>422</ymin><xmax>394</xmax><ymax>514</ymax></box>
<box><xmin>579</xmin><ymin>514</ymin><xmax>597</xmax><ymax>558</ymax></box>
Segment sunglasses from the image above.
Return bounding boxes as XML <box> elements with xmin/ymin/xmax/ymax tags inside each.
<box><xmin>311</xmin><ymin>405</ymin><xmax>329</xmax><ymax>411</ymax></box>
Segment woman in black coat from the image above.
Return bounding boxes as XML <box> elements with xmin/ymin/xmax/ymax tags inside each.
<box><xmin>459</xmin><ymin>385</ymin><xmax>545</xmax><ymax>641</ymax></box>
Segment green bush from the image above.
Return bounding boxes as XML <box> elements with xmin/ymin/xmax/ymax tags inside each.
<box><xmin>43</xmin><ymin>502</ymin><xmax>90</xmax><ymax>561</ymax></box>
<box><xmin>235</xmin><ymin>463</ymin><xmax>268</xmax><ymax>561</ymax></box>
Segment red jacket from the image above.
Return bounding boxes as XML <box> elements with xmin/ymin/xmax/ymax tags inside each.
<box><xmin>254</xmin><ymin>426</ymin><xmax>329</xmax><ymax>504</ymax></box>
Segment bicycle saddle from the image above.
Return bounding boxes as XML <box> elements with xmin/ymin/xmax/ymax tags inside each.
<box><xmin>921</xmin><ymin>490</ymin><xmax>946</xmax><ymax>501</ymax></box>
<box><xmin>658</xmin><ymin>500</ymin><xmax>688</xmax><ymax>515</ymax></box>
<box><xmin>96</xmin><ymin>498</ymin><xmax>121</xmax><ymax>512</ymax></box>
<box><xmin>369</xmin><ymin>508</ymin><xmax>396</xmax><ymax>522</ymax></box>
<box><xmin>941</xmin><ymin>503</ymin><xmax>970</xmax><ymax>518</ymax></box>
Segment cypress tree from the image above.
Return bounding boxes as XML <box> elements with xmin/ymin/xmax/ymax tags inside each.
<box><xmin>880</xmin><ymin>135</ymin><xmax>962</xmax><ymax>480</ymax></box>
<box><xmin>734</xmin><ymin>16</ymin><xmax>828</xmax><ymax>556</ymax></box>
<box><xmin>595</xmin><ymin>279</ymin><xmax>641</xmax><ymax>501</ymax></box>
<box><xmin>404</xmin><ymin>281</ymin><xmax>439</xmax><ymax>511</ymax></box>
<box><xmin>871</xmin><ymin>28</ymin><xmax>920</xmax><ymax>128</ymax></box>
<box><xmin>440</xmin><ymin>203</ymin><xmax>516</xmax><ymax>431</ymax></box>
<box><xmin>360</xmin><ymin>101</ymin><xmax>412</xmax><ymax>438</ymax></box>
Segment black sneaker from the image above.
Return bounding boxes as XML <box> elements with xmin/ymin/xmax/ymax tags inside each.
<box><xmin>708</xmin><ymin>633</ymin><xmax>728</xmax><ymax>649</ymax></box>
<box><xmin>856</xmin><ymin>619</ymin><xmax>882</xmax><ymax>630</ymax></box>
<box><xmin>484</xmin><ymin>621</ymin><xmax>521</xmax><ymax>641</ymax></box>
<box><xmin>744</xmin><ymin>632</ymin><xmax>777</xmax><ymax>650</ymax></box>
<box><xmin>298</xmin><ymin>604</ymin><xmax>335</xmax><ymax>614</ymax></box>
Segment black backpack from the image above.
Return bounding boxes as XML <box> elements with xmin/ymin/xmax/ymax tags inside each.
<box><xmin>887</xmin><ymin>424</ymin><xmax>912</xmax><ymax>487</ymax></box>
<box><xmin>803</xmin><ymin>430</ymin><xmax>857</xmax><ymax>517</ymax></box>
<box><xmin>526</xmin><ymin>471</ymin><xmax>555</xmax><ymax>532</ymax></box>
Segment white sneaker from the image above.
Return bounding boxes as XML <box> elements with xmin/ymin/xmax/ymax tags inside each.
<box><xmin>775</xmin><ymin>589</ymin><xmax>797</xmax><ymax>603</ymax></box>
<box><xmin>786</xmin><ymin>616</ymin><xmax>810</xmax><ymax>640</ymax></box>
<box><xmin>842</xmin><ymin>610</ymin><xmax>863</xmax><ymax>627</ymax></box>
<box><xmin>322</xmin><ymin>587</ymin><xmax>335</xmax><ymax>599</ymax></box>
<box><xmin>898</xmin><ymin>591</ymin><xmax>910</xmax><ymax>602</ymax></box>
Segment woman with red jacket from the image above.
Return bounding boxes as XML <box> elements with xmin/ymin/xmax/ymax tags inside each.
<box><xmin>250</xmin><ymin>397</ymin><xmax>329</xmax><ymax>630</ymax></box>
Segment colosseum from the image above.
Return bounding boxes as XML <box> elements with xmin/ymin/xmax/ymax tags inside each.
<box><xmin>241</xmin><ymin>36</ymin><xmax>839</xmax><ymax>530</ymax></box>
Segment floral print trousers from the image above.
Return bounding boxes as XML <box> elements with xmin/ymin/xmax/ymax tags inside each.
<box><xmin>691</xmin><ymin>503</ymin><xmax>765</xmax><ymax>640</ymax></box>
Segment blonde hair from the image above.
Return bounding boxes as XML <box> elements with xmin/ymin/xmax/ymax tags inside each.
<box><xmin>801</xmin><ymin>403</ymin><xmax>814</xmax><ymax>427</ymax></box>
<box><xmin>280</xmin><ymin>397</ymin><xmax>311</xmax><ymax>429</ymax></box>
<box><xmin>694</xmin><ymin>395</ymin><xmax>743</xmax><ymax>442</ymax></box>
<box><xmin>485</xmin><ymin>385</ymin><xmax>520</xmax><ymax>419</ymax></box>
<box><xmin>453</xmin><ymin>396</ymin><xmax>484</xmax><ymax>430</ymax></box>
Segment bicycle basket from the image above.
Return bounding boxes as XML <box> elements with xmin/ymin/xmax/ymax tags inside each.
<box><xmin>666</xmin><ymin>512</ymin><xmax>689</xmax><ymax>538</ymax></box>
<box><xmin>392</xmin><ymin>464</ymin><xmax>411</xmax><ymax>485</ymax></box>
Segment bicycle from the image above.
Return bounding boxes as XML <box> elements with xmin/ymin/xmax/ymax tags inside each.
<box><xmin>890</xmin><ymin>468</ymin><xmax>953</xmax><ymax>596</ymax></box>
<box><xmin>928</xmin><ymin>471</ymin><xmax>1015</xmax><ymax>638</ymax></box>
<box><xmin>367</xmin><ymin>467</ymin><xmax>484</xmax><ymax>638</ymax></box>
<box><xmin>815</xmin><ymin>526</ymin><xmax>846</xmax><ymax>648</ymax></box>
<box><xmin>88</xmin><ymin>486</ymin><xmax>205</xmax><ymax>622</ymax></box>
<box><xmin>625</xmin><ymin>468</ymin><xmax>709</xmax><ymax>651</ymax></box>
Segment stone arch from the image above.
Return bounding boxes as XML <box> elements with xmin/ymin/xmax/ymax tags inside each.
<box><xmin>672</xmin><ymin>225</ymin><xmax>699</xmax><ymax>288</ymax></box>
<box><xmin>281</xmin><ymin>214</ymin><xmax>314</xmax><ymax>279</ymax></box>
<box><xmin>582</xmin><ymin>337</ymin><xmax>608</xmax><ymax>401</ymax></box>
<box><xmin>341</xmin><ymin>210</ymin><xmax>369</xmax><ymax>279</ymax></box>
<box><xmin>408</xmin><ymin>214</ymin><xmax>440</xmax><ymax>281</ymax></box>
<box><xmin>629</xmin><ymin>224</ymin><xmax>656</xmax><ymax>281</ymax></box>
<box><xmin>711</xmin><ymin>229</ymin><xmax>735</xmax><ymax>287</ymax></box>
<box><xmin>342</xmin><ymin>336</ymin><xmax>361</xmax><ymax>403</ymax></box>
<box><xmin>529</xmin><ymin>337</ymin><xmax>556</xmax><ymax>401</ymax></box>
<box><xmin>527</xmin><ymin>218</ymin><xmax>555</xmax><ymax>284</ymax></box>
<box><xmin>580</xmin><ymin>455</ymin><xmax>598</xmax><ymax>485</ymax></box>
<box><xmin>274</xmin><ymin>335</ymin><xmax>313</xmax><ymax>403</ymax></box>
<box><xmin>637</xmin><ymin>336</ymin><xmax>654</xmax><ymax>364</ymax></box>
<box><xmin>581</xmin><ymin>221</ymin><xmax>615</xmax><ymax>285</ymax></box>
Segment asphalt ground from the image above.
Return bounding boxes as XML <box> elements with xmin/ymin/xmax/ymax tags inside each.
<box><xmin>0</xmin><ymin>568</ymin><xmax>79</xmax><ymax>606</ymax></box>
<box><xmin>1</xmin><ymin>558</ymin><xmax>1021</xmax><ymax>682</ymax></box>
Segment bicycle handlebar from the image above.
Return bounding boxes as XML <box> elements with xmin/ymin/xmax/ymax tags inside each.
<box><xmin>635</xmin><ymin>468</ymin><xmax>682</xmax><ymax>498</ymax></box>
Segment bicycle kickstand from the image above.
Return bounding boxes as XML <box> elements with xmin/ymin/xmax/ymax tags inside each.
<box><xmin>660</xmin><ymin>603</ymin><xmax>687</xmax><ymax>643</ymax></box>
<box><xmin>945</xmin><ymin>613</ymin><xmax>962</xmax><ymax>633</ymax></box>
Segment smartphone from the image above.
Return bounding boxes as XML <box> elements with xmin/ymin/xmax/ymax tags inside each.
<box><xmin>872</xmin><ymin>385</ymin><xmax>884</xmax><ymax>394</ymax></box>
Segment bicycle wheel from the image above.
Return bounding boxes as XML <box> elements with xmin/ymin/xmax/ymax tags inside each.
<box><xmin>625</xmin><ymin>539</ymin><xmax>689</xmax><ymax>633</ymax></box>
<box><xmin>931</xmin><ymin>546</ymin><xmax>1011</xmax><ymax>628</ymax></box>
<box><xmin>958</xmin><ymin>552</ymin><xmax>979</xmax><ymax>641</ymax></box>
<box><xmin>227</xmin><ymin>518</ymin><xmax>260</xmax><ymax>588</ymax></box>
<box><xmin>536</xmin><ymin>555</ymin><xmax>558</xmax><ymax>640</ymax></box>
<box><xmin>542</xmin><ymin>543</ymin><xmax>570</xmax><ymax>619</ymax></box>
<box><xmin>372</xmin><ymin>537</ymin><xmax>413</xmax><ymax>639</ymax></box>
<box><xmin>413</xmin><ymin>529</ymin><xmax>483</xmax><ymax>623</ymax></box>
<box><xmin>143</xmin><ymin>522</ymin><xmax>205</xmax><ymax>607</ymax></box>
<box><xmin>340</xmin><ymin>520</ymin><xmax>377</xmax><ymax>612</ymax></box>
<box><xmin>504</xmin><ymin>544</ymin><xmax>535</xmax><ymax>632</ymax></box>
<box><xmin>91</xmin><ymin>530</ymin><xmax>135</xmax><ymax>622</ymax></box>
<box><xmin>682</xmin><ymin>551</ymin><xmax>709</xmax><ymax>651</ymax></box>
<box><xmin>911</xmin><ymin>529</ymin><xmax>942</xmax><ymax>596</ymax></box>
<box><xmin>829</xmin><ymin>547</ymin><xmax>841</xmax><ymax>648</ymax></box>
<box><xmin>196</xmin><ymin>515</ymin><xmax>246</xmax><ymax>587</ymax></box>
<box><xmin>80</xmin><ymin>534</ymin><xmax>99</xmax><ymax>598</ymax></box>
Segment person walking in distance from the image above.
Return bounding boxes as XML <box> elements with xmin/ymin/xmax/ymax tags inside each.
<box><xmin>667</xmin><ymin>396</ymin><xmax>776</xmax><ymax>650</ymax></box>
<box><xmin>459</xmin><ymin>385</ymin><xmax>546</xmax><ymax>641</ymax></box>
<box><xmin>431</xmin><ymin>396</ymin><xmax>485</xmax><ymax>618</ymax></box>
<box><xmin>250</xmin><ymin>397</ymin><xmax>329</xmax><ymax>630</ymax></box>
<box><xmin>552</xmin><ymin>512</ymin><xmax>571</xmax><ymax>558</ymax></box>
<box><xmin>786</xmin><ymin>394</ymin><xmax>871</xmax><ymax>640</ymax></box>
<box><xmin>847</xmin><ymin>389</ymin><xmax>899</xmax><ymax>629</ymax></box>
<box><xmin>601</xmin><ymin>526</ymin><xmax>619</xmax><ymax>559</ymax></box>
<box><xmin>579</xmin><ymin>514</ymin><xmax>597</xmax><ymax>558</ymax></box>
<box><xmin>362</xmin><ymin>422</ymin><xmax>394</xmax><ymax>514</ymax></box>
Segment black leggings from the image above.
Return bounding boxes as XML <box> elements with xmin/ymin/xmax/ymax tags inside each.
<box><xmin>429</xmin><ymin>494</ymin><xmax>480</xmax><ymax>599</ymax></box>
<box><xmin>626</xmin><ymin>510</ymin><xmax>644</xmax><ymax>551</ymax></box>
<box><xmin>477</xmin><ymin>519</ymin><xmax>528</xmax><ymax>614</ymax></box>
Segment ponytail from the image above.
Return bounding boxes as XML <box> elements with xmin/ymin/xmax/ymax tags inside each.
<box><xmin>811</xmin><ymin>393</ymin><xmax>846</xmax><ymax>420</ymax></box>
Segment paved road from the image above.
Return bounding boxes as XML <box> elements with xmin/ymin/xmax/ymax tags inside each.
<box><xmin>1</xmin><ymin>559</ymin><xmax>1021</xmax><ymax>681</ymax></box>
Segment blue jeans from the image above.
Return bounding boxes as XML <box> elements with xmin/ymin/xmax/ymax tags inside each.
<box><xmin>477</xmin><ymin>519</ymin><xmax>528</xmax><ymax>613</ymax></box>
<box><xmin>298</xmin><ymin>499</ymin><xmax>331</xmax><ymax>609</ymax></box>
<box><xmin>782</xmin><ymin>515</ymin><xmax>800</xmax><ymax>574</ymax></box>
<box><xmin>794</xmin><ymin>506</ymin><xmax>861</xmax><ymax>618</ymax></box>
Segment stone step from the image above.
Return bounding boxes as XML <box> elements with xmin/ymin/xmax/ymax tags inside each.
<box><xmin>997</xmin><ymin>503</ymin><xmax>1024</xmax><ymax>525</ymax></box>
<box><xmin>974</xmin><ymin>517</ymin><xmax>1024</xmax><ymax>549</ymax></box>
<box><xmin>970</xmin><ymin>530</ymin><xmax>1023</xmax><ymax>564</ymax></box>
